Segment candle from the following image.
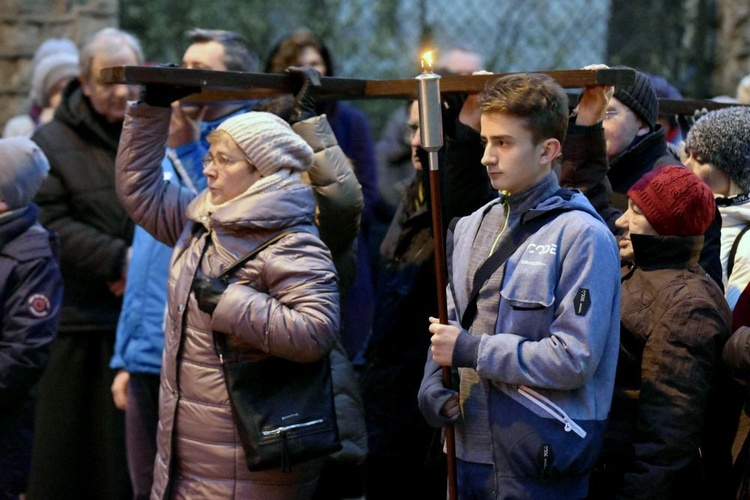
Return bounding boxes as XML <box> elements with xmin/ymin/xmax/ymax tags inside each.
<box><xmin>416</xmin><ymin>50</ymin><xmax>443</xmax><ymax>158</ymax></box>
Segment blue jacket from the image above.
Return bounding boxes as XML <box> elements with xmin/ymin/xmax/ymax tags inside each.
<box><xmin>419</xmin><ymin>175</ymin><xmax>621</xmax><ymax>498</ymax></box>
<box><xmin>111</xmin><ymin>149</ymin><xmax>206</xmax><ymax>374</ymax></box>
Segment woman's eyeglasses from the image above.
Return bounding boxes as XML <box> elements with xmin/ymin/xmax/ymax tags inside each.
<box><xmin>202</xmin><ymin>153</ymin><xmax>248</xmax><ymax>169</ymax></box>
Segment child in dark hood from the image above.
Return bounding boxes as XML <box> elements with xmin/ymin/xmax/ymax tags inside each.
<box><xmin>0</xmin><ymin>137</ymin><xmax>62</xmax><ymax>498</ymax></box>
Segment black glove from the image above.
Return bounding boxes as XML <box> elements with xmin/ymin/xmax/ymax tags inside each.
<box><xmin>138</xmin><ymin>64</ymin><xmax>201</xmax><ymax>107</ymax></box>
<box><xmin>139</xmin><ymin>84</ymin><xmax>201</xmax><ymax>108</ymax></box>
<box><xmin>192</xmin><ymin>275</ymin><xmax>228</xmax><ymax>315</ymax></box>
<box><xmin>286</xmin><ymin>66</ymin><xmax>322</xmax><ymax>123</ymax></box>
<box><xmin>441</xmin><ymin>92</ymin><xmax>468</xmax><ymax>140</ymax></box>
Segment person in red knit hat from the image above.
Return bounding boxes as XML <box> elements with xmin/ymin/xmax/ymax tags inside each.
<box><xmin>589</xmin><ymin>165</ymin><xmax>740</xmax><ymax>499</ymax></box>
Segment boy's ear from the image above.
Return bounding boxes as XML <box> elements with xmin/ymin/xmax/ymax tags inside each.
<box><xmin>540</xmin><ymin>138</ymin><xmax>562</xmax><ymax>164</ymax></box>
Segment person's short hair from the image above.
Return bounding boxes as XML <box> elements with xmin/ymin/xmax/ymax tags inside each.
<box><xmin>477</xmin><ymin>73</ymin><xmax>568</xmax><ymax>145</ymax></box>
<box><xmin>187</xmin><ymin>28</ymin><xmax>258</xmax><ymax>73</ymax></box>
<box><xmin>80</xmin><ymin>28</ymin><xmax>143</xmax><ymax>79</ymax></box>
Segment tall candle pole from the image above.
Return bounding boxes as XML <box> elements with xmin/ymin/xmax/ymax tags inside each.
<box><xmin>417</xmin><ymin>51</ymin><xmax>457</xmax><ymax>500</ymax></box>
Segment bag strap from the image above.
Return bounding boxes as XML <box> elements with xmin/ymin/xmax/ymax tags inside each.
<box><xmin>728</xmin><ymin>225</ymin><xmax>750</xmax><ymax>280</ymax></box>
<box><xmin>460</xmin><ymin>188</ymin><xmax>574</xmax><ymax>329</ymax></box>
<box><xmin>217</xmin><ymin>231</ymin><xmax>298</xmax><ymax>282</ymax></box>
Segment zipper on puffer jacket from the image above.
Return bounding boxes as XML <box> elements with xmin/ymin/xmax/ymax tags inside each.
<box><xmin>517</xmin><ymin>385</ymin><xmax>587</xmax><ymax>438</ymax></box>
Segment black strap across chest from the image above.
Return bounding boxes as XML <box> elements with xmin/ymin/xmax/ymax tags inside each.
<box><xmin>459</xmin><ymin>188</ymin><xmax>575</xmax><ymax>329</ymax></box>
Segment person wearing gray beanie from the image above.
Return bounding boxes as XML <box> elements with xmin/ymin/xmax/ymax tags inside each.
<box><xmin>116</xmin><ymin>96</ymin><xmax>342</xmax><ymax>497</ymax></box>
<box><xmin>0</xmin><ymin>138</ymin><xmax>62</xmax><ymax>499</ymax></box>
<box><xmin>2</xmin><ymin>38</ymin><xmax>80</xmax><ymax>139</ymax></box>
<box><xmin>201</xmin><ymin>111</ymin><xmax>315</xmax><ymax>206</ymax></box>
<box><xmin>686</xmin><ymin>106</ymin><xmax>750</xmax><ymax>194</ymax></box>
<box><xmin>216</xmin><ymin>111</ymin><xmax>314</xmax><ymax>177</ymax></box>
<box><xmin>0</xmin><ymin>137</ymin><xmax>50</xmax><ymax>210</ymax></box>
<box><xmin>31</xmin><ymin>52</ymin><xmax>80</xmax><ymax>109</ymax></box>
<box><xmin>684</xmin><ymin>105</ymin><xmax>750</xmax><ymax>312</ymax></box>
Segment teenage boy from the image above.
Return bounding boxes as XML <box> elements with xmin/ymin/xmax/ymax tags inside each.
<box><xmin>418</xmin><ymin>73</ymin><xmax>621</xmax><ymax>498</ymax></box>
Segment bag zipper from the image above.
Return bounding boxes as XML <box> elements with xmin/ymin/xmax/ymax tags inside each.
<box><xmin>517</xmin><ymin>385</ymin><xmax>587</xmax><ymax>438</ymax></box>
<box><xmin>262</xmin><ymin>419</ymin><xmax>324</xmax><ymax>437</ymax></box>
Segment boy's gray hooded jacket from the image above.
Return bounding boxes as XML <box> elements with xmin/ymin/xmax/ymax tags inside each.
<box><xmin>419</xmin><ymin>173</ymin><xmax>621</xmax><ymax>498</ymax></box>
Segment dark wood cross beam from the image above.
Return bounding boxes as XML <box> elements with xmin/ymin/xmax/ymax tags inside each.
<box><xmin>100</xmin><ymin>65</ymin><xmax>635</xmax><ymax>103</ymax></box>
<box><xmin>566</xmin><ymin>91</ymin><xmax>750</xmax><ymax>116</ymax></box>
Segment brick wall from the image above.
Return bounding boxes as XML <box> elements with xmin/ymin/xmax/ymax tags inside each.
<box><xmin>0</xmin><ymin>0</ymin><xmax>118</xmax><ymax>130</ymax></box>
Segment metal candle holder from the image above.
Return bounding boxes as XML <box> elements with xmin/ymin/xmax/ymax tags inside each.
<box><xmin>416</xmin><ymin>57</ymin><xmax>443</xmax><ymax>164</ymax></box>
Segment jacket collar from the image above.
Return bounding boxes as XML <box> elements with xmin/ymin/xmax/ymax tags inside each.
<box><xmin>54</xmin><ymin>79</ymin><xmax>122</xmax><ymax>151</ymax></box>
<box><xmin>499</xmin><ymin>171</ymin><xmax>559</xmax><ymax>213</ymax></box>
<box><xmin>630</xmin><ymin>232</ymin><xmax>703</xmax><ymax>269</ymax></box>
<box><xmin>0</xmin><ymin>204</ymin><xmax>37</xmax><ymax>252</ymax></box>
<box><xmin>608</xmin><ymin>126</ymin><xmax>669</xmax><ymax>192</ymax></box>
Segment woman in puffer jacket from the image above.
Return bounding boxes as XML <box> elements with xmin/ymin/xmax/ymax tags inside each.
<box><xmin>116</xmin><ymin>102</ymin><xmax>340</xmax><ymax>499</ymax></box>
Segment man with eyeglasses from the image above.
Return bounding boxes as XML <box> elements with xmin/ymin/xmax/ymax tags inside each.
<box><xmin>562</xmin><ymin>65</ymin><xmax>723</xmax><ymax>289</ymax></box>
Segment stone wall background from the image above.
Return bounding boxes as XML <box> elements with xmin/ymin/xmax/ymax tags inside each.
<box><xmin>0</xmin><ymin>0</ymin><xmax>118</xmax><ymax>128</ymax></box>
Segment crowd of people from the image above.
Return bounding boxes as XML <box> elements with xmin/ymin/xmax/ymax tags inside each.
<box><xmin>2</xmin><ymin>24</ymin><xmax>750</xmax><ymax>500</ymax></box>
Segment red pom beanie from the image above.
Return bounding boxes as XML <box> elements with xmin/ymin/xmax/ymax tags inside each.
<box><xmin>627</xmin><ymin>165</ymin><xmax>715</xmax><ymax>236</ymax></box>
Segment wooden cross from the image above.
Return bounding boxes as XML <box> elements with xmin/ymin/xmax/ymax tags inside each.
<box><xmin>101</xmin><ymin>66</ymin><xmax>748</xmax><ymax>115</ymax></box>
<box><xmin>100</xmin><ymin>65</ymin><xmax>635</xmax><ymax>102</ymax></box>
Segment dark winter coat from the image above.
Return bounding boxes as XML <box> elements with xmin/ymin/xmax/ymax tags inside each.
<box><xmin>31</xmin><ymin>80</ymin><xmax>133</xmax><ymax>332</ymax></box>
<box><xmin>116</xmin><ymin>104</ymin><xmax>340</xmax><ymax>498</ymax></box>
<box><xmin>596</xmin><ymin>233</ymin><xmax>734</xmax><ymax>499</ymax></box>
<box><xmin>0</xmin><ymin>204</ymin><xmax>62</xmax><ymax>493</ymax></box>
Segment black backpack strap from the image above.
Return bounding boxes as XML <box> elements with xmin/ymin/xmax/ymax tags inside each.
<box><xmin>459</xmin><ymin>188</ymin><xmax>575</xmax><ymax>329</ymax></box>
<box><xmin>728</xmin><ymin>225</ymin><xmax>750</xmax><ymax>279</ymax></box>
<box><xmin>218</xmin><ymin>231</ymin><xmax>298</xmax><ymax>282</ymax></box>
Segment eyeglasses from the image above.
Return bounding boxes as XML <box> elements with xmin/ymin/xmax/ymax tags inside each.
<box><xmin>201</xmin><ymin>153</ymin><xmax>249</xmax><ymax>169</ymax></box>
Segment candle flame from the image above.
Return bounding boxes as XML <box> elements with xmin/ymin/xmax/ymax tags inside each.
<box><xmin>421</xmin><ymin>50</ymin><xmax>435</xmax><ymax>72</ymax></box>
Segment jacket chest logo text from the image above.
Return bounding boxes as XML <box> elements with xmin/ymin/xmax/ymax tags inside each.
<box><xmin>526</xmin><ymin>243</ymin><xmax>557</xmax><ymax>255</ymax></box>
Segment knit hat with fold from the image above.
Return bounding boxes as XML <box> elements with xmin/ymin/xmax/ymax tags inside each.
<box><xmin>613</xmin><ymin>66</ymin><xmax>659</xmax><ymax>130</ymax></box>
<box><xmin>685</xmin><ymin>106</ymin><xmax>750</xmax><ymax>192</ymax></box>
<box><xmin>627</xmin><ymin>165</ymin><xmax>715</xmax><ymax>236</ymax></box>
<box><xmin>217</xmin><ymin>111</ymin><xmax>313</xmax><ymax>176</ymax></box>
<box><xmin>29</xmin><ymin>38</ymin><xmax>80</xmax><ymax>108</ymax></box>
<box><xmin>31</xmin><ymin>52</ymin><xmax>80</xmax><ymax>107</ymax></box>
<box><xmin>0</xmin><ymin>137</ymin><xmax>50</xmax><ymax>209</ymax></box>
